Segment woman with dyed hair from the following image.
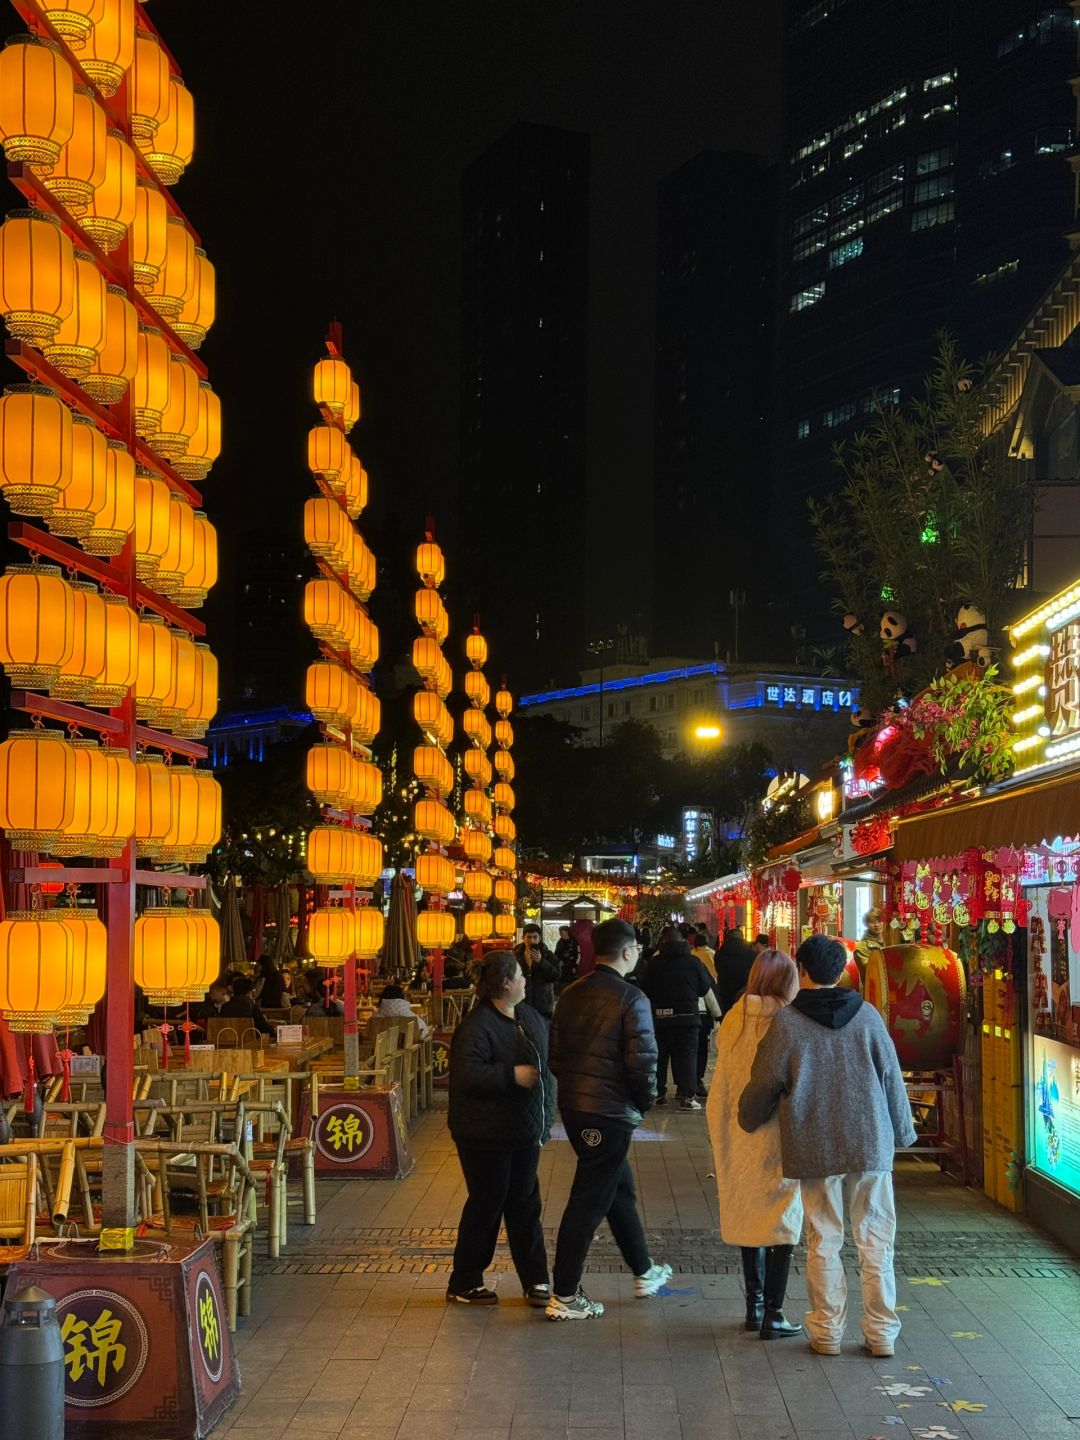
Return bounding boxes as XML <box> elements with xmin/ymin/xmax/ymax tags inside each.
<box><xmin>706</xmin><ymin>948</ymin><xmax>804</xmax><ymax>1340</ymax></box>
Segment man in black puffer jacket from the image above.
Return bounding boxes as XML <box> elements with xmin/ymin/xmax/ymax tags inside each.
<box><xmin>640</xmin><ymin>933</ymin><xmax>720</xmax><ymax>1111</ymax></box>
<box><xmin>447</xmin><ymin>951</ymin><xmax>555</xmax><ymax>1307</ymax></box>
<box><xmin>545</xmin><ymin>917</ymin><xmax>670</xmax><ymax>1320</ymax></box>
<box><xmin>515</xmin><ymin>924</ymin><xmax>560</xmax><ymax>1021</ymax></box>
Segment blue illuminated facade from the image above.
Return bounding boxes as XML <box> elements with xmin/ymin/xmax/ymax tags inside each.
<box><xmin>207</xmin><ymin>706</ymin><xmax>313</xmax><ymax>768</ymax></box>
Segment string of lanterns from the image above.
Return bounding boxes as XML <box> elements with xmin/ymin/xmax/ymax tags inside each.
<box><xmin>0</xmin><ymin>3</ymin><xmax>221</xmax><ymax>1081</ymax></box>
<box><xmin>460</xmin><ymin>623</ymin><xmax>495</xmax><ymax>943</ymax></box>
<box><xmin>413</xmin><ymin>533</ymin><xmax>455</xmax><ymax>956</ymax></box>
<box><xmin>492</xmin><ymin>681</ymin><xmax>517</xmax><ymax>937</ymax></box>
<box><xmin>302</xmin><ymin>334</ymin><xmax>385</xmax><ymax>1002</ymax></box>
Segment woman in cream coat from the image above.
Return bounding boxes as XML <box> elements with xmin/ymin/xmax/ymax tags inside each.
<box><xmin>706</xmin><ymin>949</ymin><xmax>803</xmax><ymax>1339</ymax></box>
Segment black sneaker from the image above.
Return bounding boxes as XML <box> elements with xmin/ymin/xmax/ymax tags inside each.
<box><xmin>446</xmin><ymin>1286</ymin><xmax>498</xmax><ymax>1305</ymax></box>
<box><xmin>655</xmin><ymin>1095</ymin><xmax>668</xmax><ymax>1106</ymax></box>
<box><xmin>523</xmin><ymin>1283</ymin><xmax>551</xmax><ymax>1308</ymax></box>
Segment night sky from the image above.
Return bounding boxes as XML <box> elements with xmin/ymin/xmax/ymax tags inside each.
<box><xmin>153</xmin><ymin>2</ymin><xmax>785</xmax><ymax>678</ymax></box>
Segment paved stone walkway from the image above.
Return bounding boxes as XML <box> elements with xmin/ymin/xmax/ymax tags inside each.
<box><xmin>212</xmin><ymin>1100</ymin><xmax>1080</xmax><ymax>1440</ymax></box>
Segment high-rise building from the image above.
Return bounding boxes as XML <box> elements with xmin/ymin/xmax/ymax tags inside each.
<box><xmin>776</xmin><ymin>0</ymin><xmax>1076</xmax><ymax>637</ymax></box>
<box><xmin>653</xmin><ymin>151</ymin><xmax>777</xmax><ymax>658</ymax></box>
<box><xmin>459</xmin><ymin>122</ymin><xmax>590</xmax><ymax>686</ymax></box>
<box><xmin>232</xmin><ymin>529</ymin><xmax>308</xmax><ymax>706</ymax></box>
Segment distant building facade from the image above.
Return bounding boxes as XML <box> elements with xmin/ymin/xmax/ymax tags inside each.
<box><xmin>233</xmin><ymin>530</ymin><xmax>308</xmax><ymax>707</ymax></box>
<box><xmin>459</xmin><ymin>122</ymin><xmax>590</xmax><ymax>686</ymax></box>
<box><xmin>653</xmin><ymin>151</ymin><xmax>777</xmax><ymax>658</ymax></box>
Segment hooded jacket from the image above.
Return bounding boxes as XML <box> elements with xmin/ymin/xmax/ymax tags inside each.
<box><xmin>738</xmin><ymin>987</ymin><xmax>916</xmax><ymax>1177</ymax></box>
<box><xmin>640</xmin><ymin>941</ymin><xmax>717</xmax><ymax>1027</ymax></box>
<box><xmin>448</xmin><ymin>999</ymin><xmax>555</xmax><ymax>1149</ymax></box>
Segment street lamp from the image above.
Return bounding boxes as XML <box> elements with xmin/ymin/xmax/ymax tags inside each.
<box><xmin>694</xmin><ymin>724</ymin><xmax>722</xmax><ymax>741</ymax></box>
<box><xmin>586</xmin><ymin>636</ymin><xmax>615</xmax><ymax>748</ymax></box>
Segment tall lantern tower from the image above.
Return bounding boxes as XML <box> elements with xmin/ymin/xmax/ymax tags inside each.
<box><xmin>0</xmin><ymin>5</ymin><xmax>222</xmax><ymax>1247</ymax></box>
<box><xmin>493</xmin><ymin>680</ymin><xmax>518</xmax><ymax>939</ymax></box>
<box><xmin>460</xmin><ymin>621</ymin><xmax>494</xmax><ymax>949</ymax></box>
<box><xmin>303</xmin><ymin>323</ymin><xmax>382</xmax><ymax>1085</ymax></box>
<box><xmin>412</xmin><ymin>529</ymin><xmax>455</xmax><ymax>987</ymax></box>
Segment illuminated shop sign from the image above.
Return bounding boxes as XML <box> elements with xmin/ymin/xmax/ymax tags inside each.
<box><xmin>1010</xmin><ymin>579</ymin><xmax>1080</xmax><ymax>772</ymax></box>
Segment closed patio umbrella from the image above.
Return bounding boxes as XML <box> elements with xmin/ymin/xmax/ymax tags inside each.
<box><xmin>383</xmin><ymin>870</ymin><xmax>417</xmax><ymax>980</ymax></box>
<box><xmin>221</xmin><ymin>876</ymin><xmax>246</xmax><ymax>975</ymax></box>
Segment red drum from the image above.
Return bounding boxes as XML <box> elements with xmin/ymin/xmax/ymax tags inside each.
<box><xmin>864</xmin><ymin>943</ymin><xmax>966</xmax><ymax>1070</ymax></box>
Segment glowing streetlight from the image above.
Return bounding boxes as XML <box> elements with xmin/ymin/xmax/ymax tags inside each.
<box><xmin>694</xmin><ymin>723</ymin><xmax>722</xmax><ymax>741</ymax></box>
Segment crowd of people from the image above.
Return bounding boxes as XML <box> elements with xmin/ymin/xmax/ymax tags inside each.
<box><xmin>444</xmin><ymin>918</ymin><xmax>916</xmax><ymax>1356</ymax></box>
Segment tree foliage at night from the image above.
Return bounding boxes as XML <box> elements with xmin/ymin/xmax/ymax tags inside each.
<box><xmin>809</xmin><ymin>335</ymin><xmax>1032</xmax><ymax>714</ymax></box>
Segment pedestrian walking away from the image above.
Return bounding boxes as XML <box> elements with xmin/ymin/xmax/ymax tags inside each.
<box><xmin>706</xmin><ymin>949</ymin><xmax>803</xmax><ymax>1340</ymax></box>
<box><xmin>547</xmin><ymin>917</ymin><xmax>670</xmax><ymax>1319</ymax></box>
<box><xmin>446</xmin><ymin>950</ymin><xmax>555</xmax><ymax>1307</ymax></box>
<box><xmin>640</xmin><ymin>928</ymin><xmax>719</xmax><ymax>1108</ymax></box>
<box><xmin>714</xmin><ymin>926</ymin><xmax>756</xmax><ymax>1015</ymax></box>
<box><xmin>738</xmin><ymin>934</ymin><xmax>916</xmax><ymax>1358</ymax></box>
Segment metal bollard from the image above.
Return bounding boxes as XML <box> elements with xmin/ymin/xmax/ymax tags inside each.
<box><xmin>0</xmin><ymin>1285</ymin><xmax>65</xmax><ymax>1440</ymax></box>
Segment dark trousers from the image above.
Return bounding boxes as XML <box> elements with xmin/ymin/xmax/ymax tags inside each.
<box><xmin>552</xmin><ymin>1112</ymin><xmax>651</xmax><ymax>1296</ymax></box>
<box><xmin>655</xmin><ymin>1022</ymin><xmax>698</xmax><ymax>1099</ymax></box>
<box><xmin>697</xmin><ymin>1015</ymin><xmax>713</xmax><ymax>1087</ymax></box>
<box><xmin>449</xmin><ymin>1143</ymin><xmax>548</xmax><ymax>1293</ymax></box>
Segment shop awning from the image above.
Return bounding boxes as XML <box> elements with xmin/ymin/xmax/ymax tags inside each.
<box><xmin>893</xmin><ymin>767</ymin><xmax>1080</xmax><ymax>863</ymax></box>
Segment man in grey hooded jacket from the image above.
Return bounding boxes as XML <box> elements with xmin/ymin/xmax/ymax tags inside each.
<box><xmin>739</xmin><ymin>934</ymin><xmax>916</xmax><ymax>1358</ymax></box>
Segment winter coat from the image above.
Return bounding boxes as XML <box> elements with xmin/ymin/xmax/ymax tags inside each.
<box><xmin>639</xmin><ymin>942</ymin><xmax>716</xmax><ymax>1027</ymax></box>
<box><xmin>549</xmin><ymin>965</ymin><xmax>657</xmax><ymax>1125</ymax></box>
<box><xmin>714</xmin><ymin>933</ymin><xmax>755</xmax><ymax>1014</ymax></box>
<box><xmin>706</xmin><ymin>994</ymin><xmax>802</xmax><ymax>1247</ymax></box>
<box><xmin>448</xmin><ymin>999</ymin><xmax>554</xmax><ymax>1149</ymax></box>
<box><xmin>555</xmin><ymin>937</ymin><xmax>580</xmax><ymax>988</ymax></box>
<box><xmin>515</xmin><ymin>941</ymin><xmax>560</xmax><ymax>1018</ymax></box>
<box><xmin>739</xmin><ymin>988</ymin><xmax>917</xmax><ymax>1178</ymax></box>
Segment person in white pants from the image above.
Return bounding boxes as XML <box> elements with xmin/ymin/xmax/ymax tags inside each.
<box><xmin>738</xmin><ymin>934</ymin><xmax>916</xmax><ymax>1358</ymax></box>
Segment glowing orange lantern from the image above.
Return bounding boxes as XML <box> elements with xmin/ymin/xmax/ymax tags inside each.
<box><xmin>0</xmin><ymin>911</ymin><xmax>72</xmax><ymax>1031</ymax></box>
<box><xmin>81</xmin><ymin>0</ymin><xmax>135</xmax><ymax>95</ymax></box>
<box><xmin>0</xmin><ymin>384</ymin><xmax>72</xmax><ymax>516</ymax></box>
<box><xmin>351</xmin><ymin>760</ymin><xmax>382</xmax><ymax>816</ymax></box>
<box><xmin>82</xmin><ymin>283</ymin><xmax>137</xmax><ymax>405</ymax></box>
<box><xmin>36</xmin><ymin>2</ymin><xmax>107</xmax><ymax>50</ymax></box>
<box><xmin>464</xmin><ymin>750</ymin><xmax>492</xmax><ymax>787</ymax></box>
<box><xmin>415</xmin><ymin>587</ymin><xmax>448</xmax><ymax>643</ymax></box>
<box><xmin>495</xmin><ymin>719</ymin><xmax>515</xmax><ymax>747</ymax></box>
<box><xmin>307</xmin><ymin>745</ymin><xmax>352</xmax><ymax>806</ymax></box>
<box><xmin>134</xmin><ymin>752</ymin><xmax>172</xmax><ymax>856</ymax></box>
<box><xmin>304</xmin><ymin>496</ymin><xmax>349</xmax><ymax>566</ymax></box>
<box><xmin>463</xmin><ymin>709</ymin><xmax>492</xmax><ymax>749</ymax></box>
<box><xmin>130</xmin><ymin>180</ymin><xmax>168</xmax><ymax>293</ymax></box>
<box><xmin>150</xmin><ymin>352</ymin><xmax>200</xmax><ymax>460</ymax></box>
<box><xmin>171</xmin><ymin>381</ymin><xmax>220</xmax><ymax>480</ymax></box>
<box><xmin>134</xmin><ymin>908</ymin><xmax>195</xmax><ymax>1004</ymax></box>
<box><xmin>464</xmin><ymin>910</ymin><xmax>493</xmax><ymax>942</ymax></box>
<box><xmin>413</xmin><ymin>690</ymin><xmax>452</xmax><ymax>749</ymax></box>
<box><xmin>493</xmin><ymin>912</ymin><xmax>516</xmax><ymax>939</ymax></box>
<box><xmin>413</xmin><ymin>745</ymin><xmax>453</xmax><ymax>798</ymax></box>
<box><xmin>41</xmin><ymin>85</ymin><xmax>106</xmax><ymax>215</ymax></box>
<box><xmin>308</xmin><ymin>825</ymin><xmax>359</xmax><ymax>885</ymax></box>
<box><xmin>133</xmin><ymin>326</ymin><xmax>170</xmax><ymax>435</ymax></box>
<box><xmin>355</xmin><ymin>907</ymin><xmax>384</xmax><ymax>958</ymax></box>
<box><xmin>463</xmin><ymin>829</ymin><xmax>493</xmax><ymax>864</ymax></box>
<box><xmin>0</xmin><ymin>729</ymin><xmax>76</xmax><ymax>849</ymax></box>
<box><xmin>133</xmin><ymin>473</ymin><xmax>171</xmax><ymax>579</ymax></box>
<box><xmin>351</xmin><ymin>683</ymin><xmax>380</xmax><ymax>744</ymax></box>
<box><xmin>134</xmin><ymin>613</ymin><xmax>174</xmax><ymax>721</ymax></box>
<box><xmin>416</xmin><ymin>541</ymin><xmax>445</xmax><ymax>587</ymax></box>
<box><xmin>417</xmin><ymin>909</ymin><xmax>454</xmax><ymax>950</ymax></box>
<box><xmin>148</xmin><ymin>215</ymin><xmax>196</xmax><ymax>322</ymax></box>
<box><xmin>465</xmin><ymin>670</ymin><xmax>490</xmax><ymax>709</ymax></box>
<box><xmin>46</xmin><ymin>412</ymin><xmax>107</xmax><ymax>539</ymax></box>
<box><xmin>307</xmin><ymin>425</ymin><xmax>348</xmax><ymax>486</ymax></box>
<box><xmin>173</xmin><ymin>247</ymin><xmax>214</xmax><ymax>350</ymax></box>
<box><xmin>349</xmin><ymin>532</ymin><xmax>376</xmax><ymax>602</ymax></box>
<box><xmin>51</xmin><ymin>581</ymin><xmax>107</xmax><ymax>701</ymax></box>
<box><xmin>54</xmin><ymin>740</ymin><xmax>122</xmax><ymax>857</ymax></box>
<box><xmin>155</xmin><ymin>495</ymin><xmax>196</xmax><ymax>596</ymax></box>
<box><xmin>174</xmin><ymin>511</ymin><xmax>217</xmax><ymax>609</ymax></box>
<box><xmin>412</xmin><ymin>635</ymin><xmax>443</xmax><ymax>683</ymax></box>
<box><xmin>0</xmin><ymin>34</ymin><xmax>74</xmax><ymax>169</ymax></box>
<box><xmin>157</xmin><ymin>629</ymin><xmax>198</xmax><ymax>730</ymax></box>
<box><xmin>493</xmin><ymin>846</ymin><xmax>516</xmax><ymax>873</ymax></box>
<box><xmin>178</xmin><ymin>643</ymin><xmax>217</xmax><ymax>737</ymax></box>
<box><xmin>308</xmin><ymin>908</ymin><xmax>354</xmax><ymax>965</ymax></box>
<box><xmin>342</xmin><ymin>453</ymin><xmax>367</xmax><ymax>518</ymax></box>
<box><xmin>55</xmin><ymin>907</ymin><xmax>107</xmax><ymax>1025</ymax></box>
<box><xmin>313</xmin><ymin>357</ymin><xmax>351</xmax><ymax>418</ymax></box>
<box><xmin>350</xmin><ymin>612</ymin><xmax>378</xmax><ymax>673</ymax></box>
<box><xmin>416</xmin><ymin>853</ymin><xmax>454</xmax><ymax>895</ymax></box>
<box><xmin>86</xmin><ymin>591</ymin><xmax>138</xmax><ymax>705</ymax></box>
<box><xmin>80</xmin><ymin>129</ymin><xmax>136</xmax><ymax>252</ymax></box>
<box><xmin>464</xmin><ymin>790</ymin><xmax>493</xmax><ymax>825</ymax></box>
<box><xmin>305</xmin><ymin>576</ymin><xmax>353</xmax><ymax>646</ymax></box>
<box><xmin>344</xmin><ymin>379</ymin><xmax>360</xmax><ymax>432</ymax></box>
<box><xmin>158</xmin><ymin>766</ymin><xmax>221</xmax><ymax>863</ymax></box>
<box><xmin>0</xmin><ymin>210</ymin><xmax>74</xmax><ymax>344</ymax></box>
<box><xmin>306</xmin><ymin>661</ymin><xmax>355</xmax><ymax>726</ymax></box>
<box><xmin>414</xmin><ymin>798</ymin><xmax>454</xmax><ymax>845</ymax></box>
<box><xmin>130</xmin><ymin>29</ymin><xmax>171</xmax><ymax>147</ymax></box>
<box><xmin>494</xmin><ymin>877</ymin><xmax>516</xmax><ymax>906</ymax></box>
<box><xmin>463</xmin><ymin>870</ymin><xmax>493</xmax><ymax>903</ymax></box>
<box><xmin>142</xmin><ymin>75</ymin><xmax>194</xmax><ymax>185</ymax></box>
<box><xmin>494</xmin><ymin>782</ymin><xmax>516</xmax><ymax>811</ymax></box>
<box><xmin>43</xmin><ymin>249</ymin><xmax>106</xmax><ymax>377</ymax></box>
<box><xmin>354</xmin><ymin>832</ymin><xmax>384</xmax><ymax>887</ymax></box>
<box><xmin>493</xmin><ymin>750</ymin><xmax>515</xmax><ymax>781</ymax></box>
<box><xmin>495</xmin><ymin>687</ymin><xmax>513</xmax><ymax>717</ymax></box>
<box><xmin>466</xmin><ymin>632</ymin><xmax>488</xmax><ymax>668</ymax></box>
<box><xmin>0</xmin><ymin>565</ymin><xmax>74</xmax><ymax>689</ymax></box>
<box><xmin>494</xmin><ymin>814</ymin><xmax>517</xmax><ymax>842</ymax></box>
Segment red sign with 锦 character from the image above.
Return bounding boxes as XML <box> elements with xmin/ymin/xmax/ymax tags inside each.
<box><xmin>311</xmin><ymin>1085</ymin><xmax>414</xmax><ymax>1179</ymax></box>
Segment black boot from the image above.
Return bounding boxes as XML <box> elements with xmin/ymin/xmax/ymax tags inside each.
<box><xmin>760</xmin><ymin>1245</ymin><xmax>802</xmax><ymax>1339</ymax></box>
<box><xmin>740</xmin><ymin>1247</ymin><xmax>765</xmax><ymax>1331</ymax></box>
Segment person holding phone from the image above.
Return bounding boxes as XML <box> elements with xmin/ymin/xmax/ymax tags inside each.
<box><xmin>515</xmin><ymin>923</ymin><xmax>560</xmax><ymax>1022</ymax></box>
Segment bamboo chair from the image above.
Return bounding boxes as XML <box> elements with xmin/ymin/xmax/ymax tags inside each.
<box><xmin>35</xmin><ymin>1103</ymin><xmax>105</xmax><ymax>1229</ymax></box>
<box><xmin>243</xmin><ymin>1101</ymin><xmax>292</xmax><ymax>1257</ymax></box>
<box><xmin>139</xmin><ymin>1140</ymin><xmax>256</xmax><ymax>1330</ymax></box>
<box><xmin>0</xmin><ymin>1150</ymin><xmax>37</xmax><ymax>1272</ymax></box>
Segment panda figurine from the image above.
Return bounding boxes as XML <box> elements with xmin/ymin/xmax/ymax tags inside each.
<box><xmin>880</xmin><ymin>610</ymin><xmax>917</xmax><ymax>659</ymax></box>
<box><xmin>945</xmin><ymin>603</ymin><xmax>989</xmax><ymax>669</ymax></box>
<box><xmin>842</xmin><ymin>612</ymin><xmax>864</xmax><ymax>638</ymax></box>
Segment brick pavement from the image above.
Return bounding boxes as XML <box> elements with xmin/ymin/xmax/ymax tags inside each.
<box><xmin>211</xmin><ymin>1099</ymin><xmax>1080</xmax><ymax>1440</ymax></box>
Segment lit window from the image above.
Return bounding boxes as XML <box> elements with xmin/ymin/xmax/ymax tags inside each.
<box><xmin>866</xmin><ymin>194</ymin><xmax>903</xmax><ymax>224</ymax></box>
<box><xmin>796</xmin><ymin>417</ymin><xmax>811</xmax><ymax>440</ymax></box>
<box><xmin>794</xmin><ymin>130</ymin><xmax>832</xmax><ymax>161</ymax></box>
<box><xmin>793</xmin><ymin>206</ymin><xmax>828</xmax><ymax>238</ymax></box>
<box><xmin>978</xmin><ymin>149</ymin><xmax>1015</xmax><ymax>180</ymax></box>
<box><xmin>911</xmin><ymin>200</ymin><xmax>955</xmax><ymax>231</ymax></box>
<box><xmin>790</xmin><ymin>283</ymin><xmax>826</xmax><ymax>313</ymax></box>
<box><xmin>842</xmin><ymin>138</ymin><xmax>866</xmax><ymax>160</ymax></box>
<box><xmin>828</xmin><ymin>215</ymin><xmax>864</xmax><ymax>242</ymax></box>
<box><xmin>973</xmin><ymin>258</ymin><xmax>1020</xmax><ymax>287</ymax></box>
<box><xmin>923</xmin><ymin>70</ymin><xmax>956</xmax><ymax>90</ymax></box>
<box><xmin>916</xmin><ymin>147</ymin><xmax>954</xmax><ymax>174</ymax></box>
<box><xmin>822</xmin><ymin>400</ymin><xmax>857</xmax><ymax>428</ymax></box>
<box><xmin>921</xmin><ymin>102</ymin><xmax>954</xmax><ymax>121</ymax></box>
<box><xmin>792</xmin><ymin>235</ymin><xmax>826</xmax><ymax>261</ymax></box>
<box><xmin>913</xmin><ymin>174</ymin><xmax>953</xmax><ymax>204</ymax></box>
<box><xmin>834</xmin><ymin>184</ymin><xmax>864</xmax><ymax>213</ymax></box>
<box><xmin>829</xmin><ymin>237</ymin><xmax>863</xmax><ymax>269</ymax></box>
<box><xmin>1036</xmin><ymin>126</ymin><xmax>1073</xmax><ymax>154</ymax></box>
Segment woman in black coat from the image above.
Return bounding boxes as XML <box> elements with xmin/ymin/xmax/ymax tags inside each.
<box><xmin>446</xmin><ymin>950</ymin><xmax>555</xmax><ymax>1307</ymax></box>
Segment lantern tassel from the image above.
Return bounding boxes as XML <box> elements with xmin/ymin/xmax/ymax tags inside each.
<box><xmin>159</xmin><ymin>1021</ymin><xmax>170</xmax><ymax>1069</ymax></box>
<box><xmin>24</xmin><ymin>1050</ymin><xmax>36</xmax><ymax>1115</ymax></box>
<box><xmin>61</xmin><ymin>1030</ymin><xmax>72</xmax><ymax>1102</ymax></box>
<box><xmin>183</xmin><ymin>1006</ymin><xmax>192</xmax><ymax>1064</ymax></box>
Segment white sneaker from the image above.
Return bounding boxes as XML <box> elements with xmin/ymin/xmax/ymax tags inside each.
<box><xmin>680</xmin><ymin>1097</ymin><xmax>702</xmax><ymax>1111</ymax></box>
<box><xmin>545</xmin><ymin>1288</ymin><xmax>605</xmax><ymax>1320</ymax></box>
<box><xmin>635</xmin><ymin>1262</ymin><xmax>672</xmax><ymax>1297</ymax></box>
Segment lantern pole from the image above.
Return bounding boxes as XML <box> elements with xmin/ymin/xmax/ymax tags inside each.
<box><xmin>0</xmin><ymin>7</ymin><xmax>220</xmax><ymax>1248</ymax></box>
<box><xmin>303</xmin><ymin>325</ymin><xmax>381</xmax><ymax>1089</ymax></box>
